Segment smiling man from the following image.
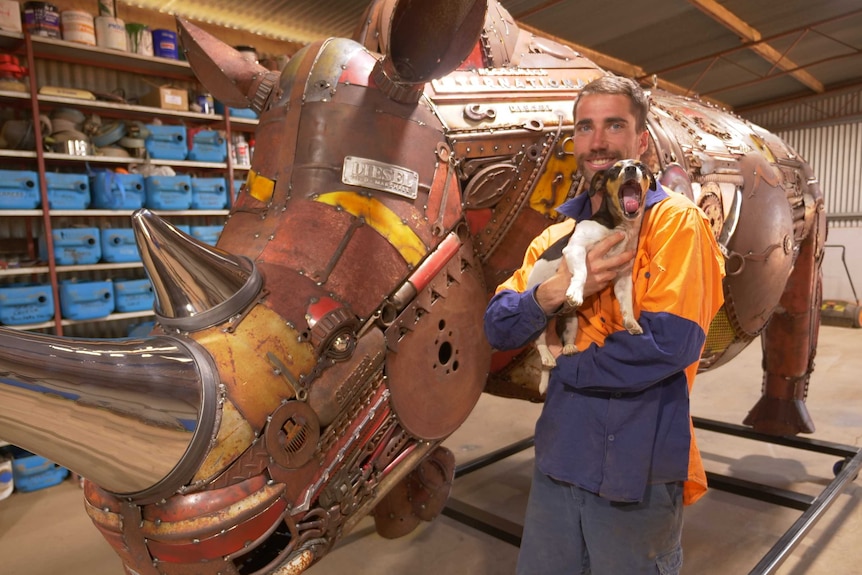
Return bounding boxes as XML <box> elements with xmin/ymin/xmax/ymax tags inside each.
<box><xmin>483</xmin><ymin>75</ymin><xmax>726</xmax><ymax>575</ymax></box>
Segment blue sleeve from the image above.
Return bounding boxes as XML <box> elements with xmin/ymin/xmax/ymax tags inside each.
<box><xmin>483</xmin><ymin>287</ymin><xmax>550</xmax><ymax>351</ymax></box>
<box><xmin>553</xmin><ymin>310</ymin><xmax>706</xmax><ymax>393</ymax></box>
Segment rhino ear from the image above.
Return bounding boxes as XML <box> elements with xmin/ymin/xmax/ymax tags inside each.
<box><xmin>176</xmin><ymin>17</ymin><xmax>278</xmax><ymax>113</ymax></box>
<box><xmin>377</xmin><ymin>0</ymin><xmax>487</xmax><ymax>83</ymax></box>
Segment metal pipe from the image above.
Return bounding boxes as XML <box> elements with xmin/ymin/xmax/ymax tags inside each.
<box><xmin>748</xmin><ymin>447</ymin><xmax>862</xmax><ymax>575</ymax></box>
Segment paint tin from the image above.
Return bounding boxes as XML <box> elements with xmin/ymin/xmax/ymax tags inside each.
<box><xmin>61</xmin><ymin>10</ymin><xmax>96</xmax><ymax>46</ymax></box>
<box><xmin>23</xmin><ymin>2</ymin><xmax>60</xmax><ymax>38</ymax></box>
<box><xmin>95</xmin><ymin>16</ymin><xmax>127</xmax><ymax>51</ymax></box>
<box><xmin>152</xmin><ymin>29</ymin><xmax>179</xmax><ymax>60</ymax></box>
<box><xmin>125</xmin><ymin>22</ymin><xmax>153</xmax><ymax>56</ymax></box>
<box><xmin>196</xmin><ymin>93</ymin><xmax>214</xmax><ymax>115</ymax></box>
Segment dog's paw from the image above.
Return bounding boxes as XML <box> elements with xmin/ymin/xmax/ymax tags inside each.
<box><xmin>565</xmin><ymin>291</ymin><xmax>583</xmax><ymax>308</ymax></box>
<box><xmin>538</xmin><ymin>371</ymin><xmax>550</xmax><ymax>396</ymax></box>
<box><xmin>537</xmin><ymin>346</ymin><xmax>557</xmax><ymax>369</ymax></box>
<box><xmin>561</xmin><ymin>343</ymin><xmax>579</xmax><ymax>355</ymax></box>
<box><xmin>625</xmin><ymin>320</ymin><xmax>644</xmax><ymax>335</ymax></box>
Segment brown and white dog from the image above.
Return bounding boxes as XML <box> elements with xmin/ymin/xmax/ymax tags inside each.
<box><xmin>527</xmin><ymin>159</ymin><xmax>654</xmax><ymax>393</ymax></box>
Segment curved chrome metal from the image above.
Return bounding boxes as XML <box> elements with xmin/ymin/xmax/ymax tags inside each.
<box><xmin>0</xmin><ymin>329</ymin><xmax>219</xmax><ymax>501</ymax></box>
<box><xmin>132</xmin><ymin>209</ymin><xmax>263</xmax><ymax>332</ymax></box>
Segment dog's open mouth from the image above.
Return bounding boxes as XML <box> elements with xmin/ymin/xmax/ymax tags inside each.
<box><xmin>619</xmin><ymin>179</ymin><xmax>644</xmax><ymax>218</ymax></box>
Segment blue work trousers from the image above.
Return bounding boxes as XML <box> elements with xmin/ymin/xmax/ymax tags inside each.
<box><xmin>516</xmin><ymin>465</ymin><xmax>684</xmax><ymax>575</ymax></box>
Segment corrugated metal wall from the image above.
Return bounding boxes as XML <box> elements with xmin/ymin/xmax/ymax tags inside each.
<box><xmin>742</xmin><ymin>89</ymin><xmax>862</xmax><ymax>132</ymax></box>
<box><xmin>34</xmin><ymin>59</ymin><xmax>197</xmax><ymax>103</ymax></box>
<box><xmin>742</xmin><ymin>87</ymin><xmax>862</xmax><ymax>229</ymax></box>
<box><xmin>779</xmin><ymin>124</ymin><xmax>861</xmax><ymax>229</ymax></box>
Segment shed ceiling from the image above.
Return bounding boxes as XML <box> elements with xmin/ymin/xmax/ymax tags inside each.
<box><xmin>124</xmin><ymin>0</ymin><xmax>862</xmax><ymax>113</ymax></box>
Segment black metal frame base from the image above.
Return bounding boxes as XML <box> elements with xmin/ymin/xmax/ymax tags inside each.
<box><xmin>442</xmin><ymin>418</ymin><xmax>862</xmax><ymax>575</ymax></box>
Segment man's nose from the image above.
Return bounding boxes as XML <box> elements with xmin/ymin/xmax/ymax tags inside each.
<box><xmin>590</xmin><ymin>128</ymin><xmax>608</xmax><ymax>149</ymax></box>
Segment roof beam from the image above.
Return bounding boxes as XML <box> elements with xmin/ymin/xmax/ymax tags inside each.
<box><xmin>517</xmin><ymin>21</ymin><xmax>727</xmax><ymax>107</ymax></box>
<box><xmin>687</xmin><ymin>0</ymin><xmax>824</xmax><ymax>93</ymax></box>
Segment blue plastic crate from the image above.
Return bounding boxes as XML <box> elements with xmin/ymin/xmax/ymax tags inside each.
<box><xmin>145</xmin><ymin>175</ymin><xmax>193</xmax><ymax>210</ymax></box>
<box><xmin>233</xmin><ymin>178</ymin><xmax>245</xmax><ymax>198</ymax></box>
<box><xmin>100</xmin><ymin>228</ymin><xmax>141</xmax><ymax>263</ymax></box>
<box><xmin>113</xmin><ymin>278</ymin><xmax>154</xmax><ymax>312</ymax></box>
<box><xmin>191</xmin><ymin>177</ymin><xmax>228</xmax><ymax>209</ymax></box>
<box><xmin>90</xmin><ymin>172</ymin><xmax>146</xmax><ymax>210</ymax></box>
<box><xmin>190</xmin><ymin>225</ymin><xmax>224</xmax><ymax>246</ymax></box>
<box><xmin>39</xmin><ymin>227</ymin><xmax>101</xmax><ymax>265</ymax></box>
<box><xmin>215</xmin><ymin>101</ymin><xmax>258</xmax><ymax>119</ymax></box>
<box><xmin>144</xmin><ymin>124</ymin><xmax>188</xmax><ymax>160</ymax></box>
<box><xmin>0</xmin><ymin>169</ymin><xmax>41</xmax><ymax>209</ymax></box>
<box><xmin>45</xmin><ymin>172</ymin><xmax>90</xmax><ymax>209</ymax></box>
<box><xmin>187</xmin><ymin>129</ymin><xmax>227</xmax><ymax>162</ymax></box>
<box><xmin>9</xmin><ymin>447</ymin><xmax>69</xmax><ymax>493</ymax></box>
<box><xmin>127</xmin><ymin>320</ymin><xmax>155</xmax><ymax>337</ymax></box>
<box><xmin>59</xmin><ymin>279</ymin><xmax>114</xmax><ymax>320</ymax></box>
<box><xmin>0</xmin><ymin>283</ymin><xmax>55</xmax><ymax>325</ymax></box>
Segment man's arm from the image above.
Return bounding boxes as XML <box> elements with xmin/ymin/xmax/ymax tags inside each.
<box><xmin>484</xmin><ymin>226</ymin><xmax>633</xmax><ymax>350</ymax></box>
<box><xmin>553</xmin><ymin>200</ymin><xmax>726</xmax><ymax>393</ymax></box>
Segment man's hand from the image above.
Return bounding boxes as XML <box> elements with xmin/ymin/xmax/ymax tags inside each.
<box><xmin>535</xmin><ymin>261</ymin><xmax>573</xmax><ymax>315</ymax></box>
<box><xmin>535</xmin><ymin>232</ymin><xmax>635</xmax><ymax>315</ymax></box>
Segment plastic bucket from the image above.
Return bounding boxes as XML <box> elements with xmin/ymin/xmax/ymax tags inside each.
<box><xmin>95</xmin><ymin>15</ymin><xmax>127</xmax><ymax>51</ymax></box>
<box><xmin>61</xmin><ymin>10</ymin><xmax>96</xmax><ymax>46</ymax></box>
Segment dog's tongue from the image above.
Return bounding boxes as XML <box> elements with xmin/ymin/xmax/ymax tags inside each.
<box><xmin>623</xmin><ymin>188</ymin><xmax>641</xmax><ymax>213</ymax></box>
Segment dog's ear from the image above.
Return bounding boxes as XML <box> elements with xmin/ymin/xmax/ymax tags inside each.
<box><xmin>589</xmin><ymin>170</ymin><xmax>607</xmax><ymax>197</ymax></box>
<box><xmin>649</xmin><ymin>171</ymin><xmax>657</xmax><ymax>191</ymax></box>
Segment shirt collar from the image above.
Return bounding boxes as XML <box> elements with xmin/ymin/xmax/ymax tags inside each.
<box><xmin>556</xmin><ymin>180</ymin><xmax>669</xmax><ymax>219</ymax></box>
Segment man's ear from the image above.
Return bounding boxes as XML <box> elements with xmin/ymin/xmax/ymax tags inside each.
<box><xmin>637</xmin><ymin>129</ymin><xmax>650</xmax><ymax>157</ymax></box>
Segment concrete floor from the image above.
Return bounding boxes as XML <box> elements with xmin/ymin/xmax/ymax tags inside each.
<box><xmin>1</xmin><ymin>325</ymin><xmax>860</xmax><ymax>575</ymax></box>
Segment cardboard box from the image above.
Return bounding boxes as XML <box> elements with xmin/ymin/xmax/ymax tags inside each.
<box><xmin>141</xmin><ymin>86</ymin><xmax>189</xmax><ymax>111</ymax></box>
<box><xmin>0</xmin><ymin>0</ymin><xmax>23</xmax><ymax>33</ymax></box>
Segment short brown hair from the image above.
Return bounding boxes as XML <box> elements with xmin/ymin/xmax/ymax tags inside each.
<box><xmin>574</xmin><ymin>75</ymin><xmax>650</xmax><ymax>132</ymax></box>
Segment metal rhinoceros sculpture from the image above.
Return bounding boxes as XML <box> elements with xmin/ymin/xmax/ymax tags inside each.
<box><xmin>0</xmin><ymin>0</ymin><xmax>824</xmax><ymax>573</ymax></box>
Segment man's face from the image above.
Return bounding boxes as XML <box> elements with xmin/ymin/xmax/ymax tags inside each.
<box><xmin>572</xmin><ymin>93</ymin><xmax>649</xmax><ymax>187</ymax></box>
